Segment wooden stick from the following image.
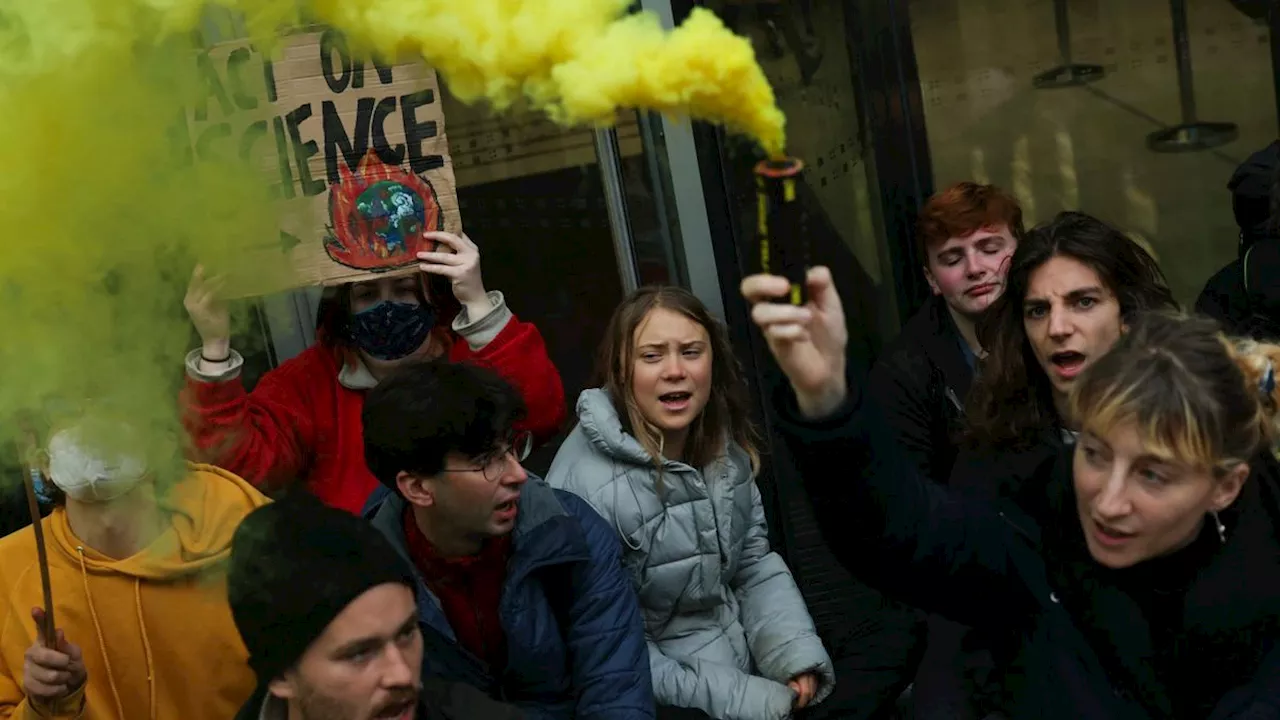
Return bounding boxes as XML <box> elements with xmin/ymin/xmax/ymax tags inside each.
<box><xmin>16</xmin><ymin>439</ymin><xmax>55</xmax><ymax>647</ymax></box>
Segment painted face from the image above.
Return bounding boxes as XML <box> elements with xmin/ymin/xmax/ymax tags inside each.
<box><xmin>431</xmin><ymin>435</ymin><xmax>530</xmax><ymax>542</ymax></box>
<box><xmin>274</xmin><ymin>584</ymin><xmax>422</xmax><ymax>720</ymax></box>
<box><xmin>1023</xmin><ymin>256</ymin><xmax>1124</xmax><ymax>402</ymax></box>
<box><xmin>1074</xmin><ymin>421</ymin><xmax>1247</xmax><ymax>568</ymax></box>
<box><xmin>924</xmin><ymin>224</ymin><xmax>1017</xmax><ymax>317</ymax></box>
<box><xmin>629</xmin><ymin>307</ymin><xmax>714</xmax><ymax>446</ymax></box>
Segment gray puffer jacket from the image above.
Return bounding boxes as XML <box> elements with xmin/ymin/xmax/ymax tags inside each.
<box><xmin>547</xmin><ymin>389</ymin><xmax>834</xmax><ymax>720</ymax></box>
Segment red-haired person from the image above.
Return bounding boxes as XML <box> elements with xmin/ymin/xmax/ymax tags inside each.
<box><xmin>181</xmin><ymin>229</ymin><xmax>566</xmax><ymax>514</ymax></box>
<box><xmin>868</xmin><ymin>182</ymin><xmax>1022</xmax><ymax>483</ymax></box>
<box><xmin>867</xmin><ymin>183</ymin><xmax>1020</xmax><ymax>720</ymax></box>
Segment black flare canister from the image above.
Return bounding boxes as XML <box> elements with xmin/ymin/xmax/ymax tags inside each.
<box><xmin>754</xmin><ymin>157</ymin><xmax>809</xmax><ymax>305</ymax></box>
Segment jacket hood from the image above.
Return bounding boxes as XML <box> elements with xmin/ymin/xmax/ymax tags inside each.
<box><xmin>49</xmin><ymin>462</ymin><xmax>269</xmax><ymax>580</ymax></box>
<box><xmin>1229</xmin><ymin>140</ymin><xmax>1279</xmax><ymax>238</ymax></box>
<box><xmin>576</xmin><ymin>388</ymin><xmax>658</xmax><ymax>467</ymax></box>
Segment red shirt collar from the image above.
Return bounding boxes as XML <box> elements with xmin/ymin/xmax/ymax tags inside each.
<box><xmin>402</xmin><ymin>505</ymin><xmax>511</xmax><ymax>581</ymax></box>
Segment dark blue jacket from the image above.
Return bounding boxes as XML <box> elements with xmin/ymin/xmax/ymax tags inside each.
<box><xmin>364</xmin><ymin>477</ymin><xmax>655</xmax><ymax>720</ymax></box>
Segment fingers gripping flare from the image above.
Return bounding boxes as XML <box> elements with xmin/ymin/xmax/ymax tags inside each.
<box><xmin>741</xmin><ymin>267</ymin><xmax>851</xmax><ymax>419</ymax></box>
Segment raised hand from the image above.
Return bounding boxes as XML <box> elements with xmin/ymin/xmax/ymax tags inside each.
<box><xmin>417</xmin><ymin>231</ymin><xmax>489</xmax><ymax>315</ymax></box>
<box><xmin>740</xmin><ymin>267</ymin><xmax>849</xmax><ymax>418</ymax></box>
<box><xmin>183</xmin><ymin>265</ymin><xmax>231</xmax><ymax>360</ymax></box>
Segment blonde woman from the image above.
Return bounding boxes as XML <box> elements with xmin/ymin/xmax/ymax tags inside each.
<box><xmin>745</xmin><ymin>267</ymin><xmax>1280</xmax><ymax>719</ymax></box>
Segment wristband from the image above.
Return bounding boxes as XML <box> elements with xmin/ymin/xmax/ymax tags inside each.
<box><xmin>201</xmin><ymin>352</ymin><xmax>231</xmax><ymax>364</ymax></box>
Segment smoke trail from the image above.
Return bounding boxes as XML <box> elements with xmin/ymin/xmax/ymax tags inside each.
<box><xmin>304</xmin><ymin>0</ymin><xmax>787</xmax><ymax>157</ymax></box>
<box><xmin>0</xmin><ymin>4</ymin><xmax>284</xmax><ymax>476</ymax></box>
<box><xmin>0</xmin><ymin>0</ymin><xmax>782</xmax><ymax>469</ymax></box>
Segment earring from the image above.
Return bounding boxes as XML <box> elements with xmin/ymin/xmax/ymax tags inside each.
<box><xmin>1211</xmin><ymin>511</ymin><xmax>1227</xmax><ymax>545</ymax></box>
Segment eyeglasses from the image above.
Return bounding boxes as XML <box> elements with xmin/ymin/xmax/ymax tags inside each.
<box><xmin>442</xmin><ymin>431</ymin><xmax>533</xmax><ymax>482</ymax></box>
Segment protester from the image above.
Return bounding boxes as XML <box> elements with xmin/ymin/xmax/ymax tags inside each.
<box><xmin>546</xmin><ymin>286</ymin><xmax>833</xmax><ymax>720</ymax></box>
<box><xmin>182</xmin><ymin>230</ymin><xmax>566</xmax><ymax>513</ymax></box>
<box><xmin>359</xmin><ymin>360</ymin><xmax>654</xmax><ymax>719</ymax></box>
<box><xmin>959</xmin><ymin>211</ymin><xmax>1178</xmax><ymax>506</ymax></box>
<box><xmin>0</xmin><ymin>419</ymin><xmax>267</xmax><ymax>719</ymax></box>
<box><xmin>228</xmin><ymin>491</ymin><xmax>523</xmax><ymax>720</ymax></box>
<box><xmin>865</xmin><ymin>182</ymin><xmax>1021</xmax><ymax>720</ymax></box>
<box><xmin>908</xmin><ymin>212</ymin><xmax>1179</xmax><ymax>717</ymax></box>
<box><xmin>745</xmin><ymin>267</ymin><xmax>1280</xmax><ymax>718</ymax></box>
<box><xmin>1196</xmin><ymin>140</ymin><xmax>1280</xmax><ymax>339</ymax></box>
<box><xmin>869</xmin><ymin>182</ymin><xmax>1021</xmax><ymax>482</ymax></box>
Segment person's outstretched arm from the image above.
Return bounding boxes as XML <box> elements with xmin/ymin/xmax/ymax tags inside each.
<box><xmin>742</xmin><ymin>268</ymin><xmax>1037</xmax><ymax>631</ymax></box>
<box><xmin>181</xmin><ymin>265</ymin><xmax>318</xmax><ymax>488</ymax></box>
<box><xmin>868</xmin><ymin>349</ymin><xmax>950</xmax><ymax>481</ymax></box>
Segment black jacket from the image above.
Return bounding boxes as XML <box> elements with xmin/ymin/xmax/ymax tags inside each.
<box><xmin>868</xmin><ymin>296</ymin><xmax>975</xmax><ymax>483</ymax></box>
<box><xmin>1196</xmin><ymin>239</ymin><xmax>1280</xmax><ymax>341</ymax></box>
<box><xmin>773</xmin><ymin>377</ymin><xmax>1280</xmax><ymax>719</ymax></box>
<box><xmin>1197</xmin><ymin>139</ymin><xmax>1280</xmax><ymax>339</ymax></box>
<box><xmin>949</xmin><ymin>430</ymin><xmax>1068</xmax><ymax>521</ymax></box>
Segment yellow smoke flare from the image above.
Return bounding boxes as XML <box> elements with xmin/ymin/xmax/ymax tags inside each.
<box><xmin>0</xmin><ymin>0</ymin><xmax>782</xmax><ymax>470</ymax></box>
<box><xmin>304</xmin><ymin>0</ymin><xmax>787</xmax><ymax>157</ymax></box>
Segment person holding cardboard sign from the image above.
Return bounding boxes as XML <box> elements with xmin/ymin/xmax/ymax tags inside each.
<box><xmin>181</xmin><ymin>228</ymin><xmax>566</xmax><ymax>514</ymax></box>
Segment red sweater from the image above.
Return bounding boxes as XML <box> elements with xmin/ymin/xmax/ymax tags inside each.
<box><xmin>403</xmin><ymin>506</ymin><xmax>512</xmax><ymax>672</ymax></box>
<box><xmin>181</xmin><ymin>317</ymin><xmax>566</xmax><ymax>514</ymax></box>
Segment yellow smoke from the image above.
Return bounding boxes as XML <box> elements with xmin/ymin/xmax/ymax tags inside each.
<box><xmin>0</xmin><ymin>4</ymin><xmax>283</xmax><ymax>477</ymax></box>
<box><xmin>0</xmin><ymin>0</ymin><xmax>782</xmax><ymax>471</ymax></box>
<box><xmin>305</xmin><ymin>0</ymin><xmax>786</xmax><ymax>157</ymax></box>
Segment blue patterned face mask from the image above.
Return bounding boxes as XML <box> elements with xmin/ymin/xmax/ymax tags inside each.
<box><xmin>348</xmin><ymin>301</ymin><xmax>436</xmax><ymax>361</ymax></box>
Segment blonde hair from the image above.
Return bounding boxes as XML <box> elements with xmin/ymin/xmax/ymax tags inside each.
<box><xmin>1069</xmin><ymin>312</ymin><xmax>1280</xmax><ymax>473</ymax></box>
<box><xmin>595</xmin><ymin>287</ymin><xmax>760</xmax><ymax>491</ymax></box>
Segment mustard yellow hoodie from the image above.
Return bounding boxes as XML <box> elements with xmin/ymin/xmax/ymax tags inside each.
<box><xmin>0</xmin><ymin>463</ymin><xmax>269</xmax><ymax>719</ymax></box>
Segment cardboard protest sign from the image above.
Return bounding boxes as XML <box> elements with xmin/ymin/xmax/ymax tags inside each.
<box><xmin>181</xmin><ymin>29</ymin><xmax>462</xmax><ymax>292</ymax></box>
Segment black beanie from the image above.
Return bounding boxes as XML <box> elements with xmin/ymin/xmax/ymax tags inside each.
<box><xmin>227</xmin><ymin>491</ymin><xmax>416</xmax><ymax>685</ymax></box>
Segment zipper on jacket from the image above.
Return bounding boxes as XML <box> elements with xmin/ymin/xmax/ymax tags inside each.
<box><xmin>998</xmin><ymin>510</ymin><xmax>1036</xmax><ymax>544</ymax></box>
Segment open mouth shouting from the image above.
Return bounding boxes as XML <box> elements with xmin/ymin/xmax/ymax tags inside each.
<box><xmin>493</xmin><ymin>496</ymin><xmax>519</xmax><ymax>522</ymax></box>
<box><xmin>1049</xmin><ymin>351</ymin><xmax>1088</xmax><ymax>380</ymax></box>
<box><xmin>659</xmin><ymin>392</ymin><xmax>693</xmax><ymax>412</ymax></box>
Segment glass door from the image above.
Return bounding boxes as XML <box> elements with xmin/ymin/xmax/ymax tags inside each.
<box><xmin>908</xmin><ymin>0</ymin><xmax>1280</xmax><ymax>305</ymax></box>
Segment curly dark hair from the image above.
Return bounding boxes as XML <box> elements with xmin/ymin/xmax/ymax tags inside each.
<box><xmin>965</xmin><ymin>211</ymin><xmax>1178</xmax><ymax>450</ymax></box>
